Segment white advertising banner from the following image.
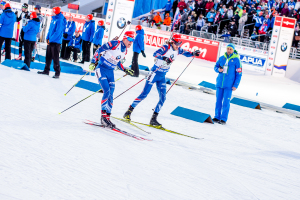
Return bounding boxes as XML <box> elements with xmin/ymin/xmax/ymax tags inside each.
<box><xmin>103</xmin><ymin>0</ymin><xmax>116</xmax><ymax>44</ymax></box>
<box><xmin>219</xmin><ymin>43</ymin><xmax>268</xmax><ymax>74</ymax></box>
<box><xmin>265</xmin><ymin>16</ymin><xmax>282</xmax><ymax>76</ymax></box>
<box><xmin>272</xmin><ymin>17</ymin><xmax>296</xmax><ymax>77</ymax></box>
<box><xmin>109</xmin><ymin>0</ymin><xmax>135</xmax><ymax>40</ymax></box>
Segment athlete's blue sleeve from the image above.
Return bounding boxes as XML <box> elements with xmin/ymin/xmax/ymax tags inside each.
<box><xmin>233</xmin><ymin>58</ymin><xmax>242</xmax><ymax>89</ymax></box>
<box><xmin>117</xmin><ymin>62</ymin><xmax>125</xmax><ymax>71</ymax></box>
<box><xmin>178</xmin><ymin>47</ymin><xmax>193</xmax><ymax>57</ymax></box>
<box><xmin>91</xmin><ymin>40</ymin><xmax>119</xmax><ymax>64</ymax></box>
<box><xmin>153</xmin><ymin>45</ymin><xmax>169</xmax><ymax>60</ymax></box>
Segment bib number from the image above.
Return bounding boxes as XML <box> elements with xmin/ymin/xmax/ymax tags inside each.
<box><xmin>147</xmin><ymin>71</ymin><xmax>156</xmax><ymax>82</ymax></box>
<box><xmin>223</xmin><ymin>59</ymin><xmax>229</xmax><ymax>74</ymax></box>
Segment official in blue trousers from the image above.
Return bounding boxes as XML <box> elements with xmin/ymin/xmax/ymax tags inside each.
<box><xmin>213</xmin><ymin>43</ymin><xmax>242</xmax><ymax>125</ymax></box>
<box><xmin>131</xmin><ymin>25</ymin><xmax>146</xmax><ymax>77</ymax></box>
<box><xmin>92</xmin><ymin>20</ymin><xmax>104</xmax><ymax>55</ymax></box>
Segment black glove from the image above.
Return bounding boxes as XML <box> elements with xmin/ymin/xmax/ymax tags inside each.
<box><xmin>163</xmin><ymin>56</ymin><xmax>173</xmax><ymax>64</ymax></box>
<box><xmin>141</xmin><ymin>50</ymin><xmax>146</xmax><ymax>58</ymax></box>
<box><xmin>193</xmin><ymin>50</ymin><xmax>200</xmax><ymax>57</ymax></box>
<box><xmin>15</xmin><ymin>11</ymin><xmax>18</xmax><ymax>16</ymax></box>
<box><xmin>127</xmin><ymin>21</ymin><xmax>131</xmax><ymax>25</ymax></box>
<box><xmin>124</xmin><ymin>68</ymin><xmax>134</xmax><ymax>76</ymax></box>
<box><xmin>63</xmin><ymin>33</ymin><xmax>68</xmax><ymax>38</ymax></box>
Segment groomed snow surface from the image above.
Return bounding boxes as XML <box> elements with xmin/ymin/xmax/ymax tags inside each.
<box><xmin>1</xmin><ymin>62</ymin><xmax>300</xmax><ymax>200</ymax></box>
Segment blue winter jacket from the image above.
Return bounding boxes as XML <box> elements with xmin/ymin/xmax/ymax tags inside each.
<box><xmin>133</xmin><ymin>29</ymin><xmax>145</xmax><ymax>53</ymax></box>
<box><xmin>254</xmin><ymin>15</ymin><xmax>264</xmax><ymax>27</ymax></box>
<box><xmin>68</xmin><ymin>35</ymin><xmax>82</xmax><ymax>51</ymax></box>
<box><xmin>269</xmin><ymin>17</ymin><xmax>275</xmax><ymax>29</ymax></box>
<box><xmin>93</xmin><ymin>25</ymin><xmax>104</xmax><ymax>46</ymax></box>
<box><xmin>163</xmin><ymin>1</ymin><xmax>172</xmax><ymax>11</ymax></box>
<box><xmin>46</xmin><ymin>12</ymin><xmax>67</xmax><ymax>44</ymax></box>
<box><xmin>206</xmin><ymin>12</ymin><xmax>216</xmax><ymax>23</ymax></box>
<box><xmin>214</xmin><ymin>50</ymin><xmax>242</xmax><ymax>89</ymax></box>
<box><xmin>23</xmin><ymin>18</ymin><xmax>40</xmax><ymax>42</ymax></box>
<box><xmin>63</xmin><ymin>21</ymin><xmax>76</xmax><ymax>41</ymax></box>
<box><xmin>0</xmin><ymin>8</ymin><xmax>17</xmax><ymax>38</ymax></box>
<box><xmin>82</xmin><ymin>20</ymin><xmax>95</xmax><ymax>42</ymax></box>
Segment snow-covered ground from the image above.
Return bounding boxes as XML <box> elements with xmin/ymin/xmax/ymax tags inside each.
<box><xmin>1</xmin><ymin>62</ymin><xmax>300</xmax><ymax>200</ymax></box>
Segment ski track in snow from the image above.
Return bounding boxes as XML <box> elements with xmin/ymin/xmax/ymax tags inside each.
<box><xmin>1</xmin><ymin>60</ymin><xmax>300</xmax><ymax>200</ymax></box>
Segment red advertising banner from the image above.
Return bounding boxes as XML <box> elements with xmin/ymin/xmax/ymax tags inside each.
<box><xmin>68</xmin><ymin>3</ymin><xmax>80</xmax><ymax>10</ymax></box>
<box><xmin>136</xmin><ymin>26</ymin><xmax>219</xmax><ymax>62</ymax></box>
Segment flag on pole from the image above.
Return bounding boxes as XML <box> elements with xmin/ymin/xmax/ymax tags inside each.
<box><xmin>171</xmin><ymin>8</ymin><xmax>181</xmax><ymax>31</ymax></box>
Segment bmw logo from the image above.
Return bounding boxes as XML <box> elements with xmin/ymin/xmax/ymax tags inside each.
<box><xmin>108</xmin><ymin>15</ymin><xmax>111</xmax><ymax>19</ymax></box>
<box><xmin>281</xmin><ymin>42</ymin><xmax>287</xmax><ymax>52</ymax></box>
<box><xmin>170</xmin><ymin>54</ymin><xmax>174</xmax><ymax>59</ymax></box>
<box><xmin>269</xmin><ymin>63</ymin><xmax>271</xmax><ymax>66</ymax></box>
<box><xmin>116</xmin><ymin>55</ymin><xmax>121</xmax><ymax>59</ymax></box>
<box><xmin>110</xmin><ymin>2</ymin><xmax>113</xmax><ymax>5</ymax></box>
<box><xmin>105</xmin><ymin>28</ymin><xmax>108</xmax><ymax>32</ymax></box>
<box><xmin>271</xmin><ymin>51</ymin><xmax>273</xmax><ymax>55</ymax></box>
<box><xmin>273</xmin><ymin>40</ymin><xmax>276</xmax><ymax>44</ymax></box>
<box><xmin>117</xmin><ymin>17</ymin><xmax>126</xmax><ymax>29</ymax></box>
<box><xmin>275</xmin><ymin>29</ymin><xmax>278</xmax><ymax>32</ymax></box>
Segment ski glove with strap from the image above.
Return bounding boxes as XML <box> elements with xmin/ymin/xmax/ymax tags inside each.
<box><xmin>193</xmin><ymin>50</ymin><xmax>200</xmax><ymax>56</ymax></box>
<box><xmin>124</xmin><ymin>68</ymin><xmax>134</xmax><ymax>76</ymax></box>
<box><xmin>162</xmin><ymin>56</ymin><xmax>173</xmax><ymax>64</ymax></box>
<box><xmin>89</xmin><ymin>63</ymin><xmax>96</xmax><ymax>71</ymax></box>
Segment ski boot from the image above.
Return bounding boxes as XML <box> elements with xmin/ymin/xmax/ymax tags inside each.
<box><xmin>101</xmin><ymin>110</ymin><xmax>116</xmax><ymax>129</ymax></box>
<box><xmin>123</xmin><ymin>105</ymin><xmax>134</xmax><ymax>121</ymax></box>
<box><xmin>15</xmin><ymin>54</ymin><xmax>22</xmax><ymax>60</ymax></box>
<box><xmin>150</xmin><ymin>112</ymin><xmax>162</xmax><ymax>127</ymax></box>
<box><xmin>212</xmin><ymin>118</ymin><xmax>220</xmax><ymax>123</ymax></box>
<box><xmin>219</xmin><ymin>120</ymin><xmax>226</xmax><ymax>125</ymax></box>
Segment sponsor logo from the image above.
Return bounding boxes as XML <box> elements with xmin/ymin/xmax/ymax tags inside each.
<box><xmin>269</xmin><ymin>63</ymin><xmax>272</xmax><ymax>66</ymax></box>
<box><xmin>283</xmin><ymin>21</ymin><xmax>294</xmax><ymax>26</ymax></box>
<box><xmin>105</xmin><ymin>28</ymin><xmax>108</xmax><ymax>32</ymax></box>
<box><xmin>106</xmin><ymin>22</ymin><xmax>110</xmax><ymax>25</ymax></box>
<box><xmin>104</xmin><ymin>35</ymin><xmax>108</xmax><ymax>38</ymax></box>
<box><xmin>240</xmin><ymin>54</ymin><xmax>266</xmax><ymax>67</ymax></box>
<box><xmin>204</xmin><ymin>40</ymin><xmax>210</xmax><ymax>44</ymax></box>
<box><xmin>273</xmin><ymin>35</ymin><xmax>278</xmax><ymax>38</ymax></box>
<box><xmin>267</xmin><ymin>68</ymin><xmax>271</xmax><ymax>71</ymax></box>
<box><xmin>108</xmin><ymin>9</ymin><xmax>113</xmax><ymax>12</ymax></box>
<box><xmin>271</xmin><ymin>51</ymin><xmax>274</xmax><ymax>55</ymax></box>
<box><xmin>236</xmin><ymin>68</ymin><xmax>242</xmax><ymax>73</ymax></box>
<box><xmin>273</xmin><ymin>40</ymin><xmax>276</xmax><ymax>44</ymax></box>
<box><xmin>116</xmin><ymin>55</ymin><xmax>121</xmax><ymax>60</ymax></box>
<box><xmin>108</xmin><ymin>15</ymin><xmax>111</xmax><ymax>19</ymax></box>
<box><xmin>281</xmin><ymin>42</ymin><xmax>287</xmax><ymax>52</ymax></box>
<box><xmin>275</xmin><ymin>29</ymin><xmax>278</xmax><ymax>32</ymax></box>
<box><xmin>271</xmin><ymin>46</ymin><xmax>275</xmax><ymax>49</ymax></box>
<box><xmin>110</xmin><ymin>2</ymin><xmax>113</xmax><ymax>5</ymax></box>
<box><xmin>212</xmin><ymin>42</ymin><xmax>218</xmax><ymax>45</ymax></box>
<box><xmin>269</xmin><ymin>57</ymin><xmax>273</xmax><ymax>60</ymax></box>
<box><xmin>196</xmin><ymin>38</ymin><xmax>202</xmax><ymax>42</ymax></box>
<box><xmin>117</xmin><ymin>17</ymin><xmax>126</xmax><ymax>29</ymax></box>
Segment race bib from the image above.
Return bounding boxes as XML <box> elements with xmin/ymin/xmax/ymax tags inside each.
<box><xmin>147</xmin><ymin>71</ymin><xmax>156</xmax><ymax>82</ymax></box>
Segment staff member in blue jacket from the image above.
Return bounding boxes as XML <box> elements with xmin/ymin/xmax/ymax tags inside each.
<box><xmin>131</xmin><ymin>25</ymin><xmax>146</xmax><ymax>77</ymax></box>
<box><xmin>0</xmin><ymin>3</ymin><xmax>16</xmax><ymax>61</ymax></box>
<box><xmin>61</xmin><ymin>16</ymin><xmax>76</xmax><ymax>59</ymax></box>
<box><xmin>79</xmin><ymin>14</ymin><xmax>95</xmax><ymax>64</ymax></box>
<box><xmin>92</xmin><ymin>20</ymin><xmax>104</xmax><ymax>54</ymax></box>
<box><xmin>23</xmin><ymin>12</ymin><xmax>40</xmax><ymax>68</ymax></box>
<box><xmin>213</xmin><ymin>43</ymin><xmax>242</xmax><ymax>125</ymax></box>
<box><xmin>163</xmin><ymin>0</ymin><xmax>172</xmax><ymax>16</ymax></box>
<box><xmin>64</xmin><ymin>30</ymin><xmax>82</xmax><ymax>62</ymax></box>
<box><xmin>37</xmin><ymin>7</ymin><xmax>66</xmax><ymax>79</ymax></box>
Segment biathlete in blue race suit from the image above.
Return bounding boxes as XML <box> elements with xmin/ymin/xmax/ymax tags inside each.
<box><xmin>123</xmin><ymin>34</ymin><xmax>201</xmax><ymax>127</ymax></box>
<box><xmin>89</xmin><ymin>31</ymin><xmax>135</xmax><ymax>128</ymax></box>
<box><xmin>212</xmin><ymin>43</ymin><xmax>242</xmax><ymax>125</ymax></box>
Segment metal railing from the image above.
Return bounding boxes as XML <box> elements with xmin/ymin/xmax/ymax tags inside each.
<box><xmin>240</xmin><ymin>23</ymin><xmax>255</xmax><ymax>38</ymax></box>
<box><xmin>191</xmin><ymin>30</ymin><xmax>216</xmax><ymax>40</ymax></box>
<box><xmin>217</xmin><ymin>19</ymin><xmax>230</xmax><ymax>34</ymax></box>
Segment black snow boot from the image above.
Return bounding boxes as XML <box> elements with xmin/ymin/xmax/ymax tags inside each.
<box><xmin>219</xmin><ymin>120</ymin><xmax>226</xmax><ymax>125</ymax></box>
<box><xmin>212</xmin><ymin>118</ymin><xmax>220</xmax><ymax>123</ymax></box>
<box><xmin>123</xmin><ymin>105</ymin><xmax>134</xmax><ymax>120</ymax></box>
<box><xmin>37</xmin><ymin>71</ymin><xmax>49</xmax><ymax>75</ymax></box>
<box><xmin>101</xmin><ymin>110</ymin><xmax>115</xmax><ymax>129</ymax></box>
<box><xmin>150</xmin><ymin>112</ymin><xmax>161</xmax><ymax>127</ymax></box>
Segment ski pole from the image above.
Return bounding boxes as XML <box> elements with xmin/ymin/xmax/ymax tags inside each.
<box><xmin>166</xmin><ymin>57</ymin><xmax>195</xmax><ymax>94</ymax></box>
<box><xmin>59</xmin><ymin>74</ymin><xmax>127</xmax><ymax>114</ymax></box>
<box><xmin>113</xmin><ymin>78</ymin><xmax>145</xmax><ymax>100</ymax></box>
<box><xmin>112</xmin><ymin>21</ymin><xmax>131</xmax><ymax>40</ymax></box>
<box><xmin>64</xmin><ymin>70</ymin><xmax>89</xmax><ymax>96</ymax></box>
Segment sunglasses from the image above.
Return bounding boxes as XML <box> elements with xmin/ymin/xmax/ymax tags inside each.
<box><xmin>127</xmin><ymin>37</ymin><xmax>134</xmax><ymax>42</ymax></box>
<box><xmin>22</xmin><ymin>6</ymin><xmax>28</xmax><ymax>9</ymax></box>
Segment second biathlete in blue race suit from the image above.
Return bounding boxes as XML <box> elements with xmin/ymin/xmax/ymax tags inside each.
<box><xmin>124</xmin><ymin>34</ymin><xmax>200</xmax><ymax>126</ymax></box>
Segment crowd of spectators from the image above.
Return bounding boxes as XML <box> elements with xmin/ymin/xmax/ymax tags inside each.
<box><xmin>141</xmin><ymin>0</ymin><xmax>300</xmax><ymax>47</ymax></box>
